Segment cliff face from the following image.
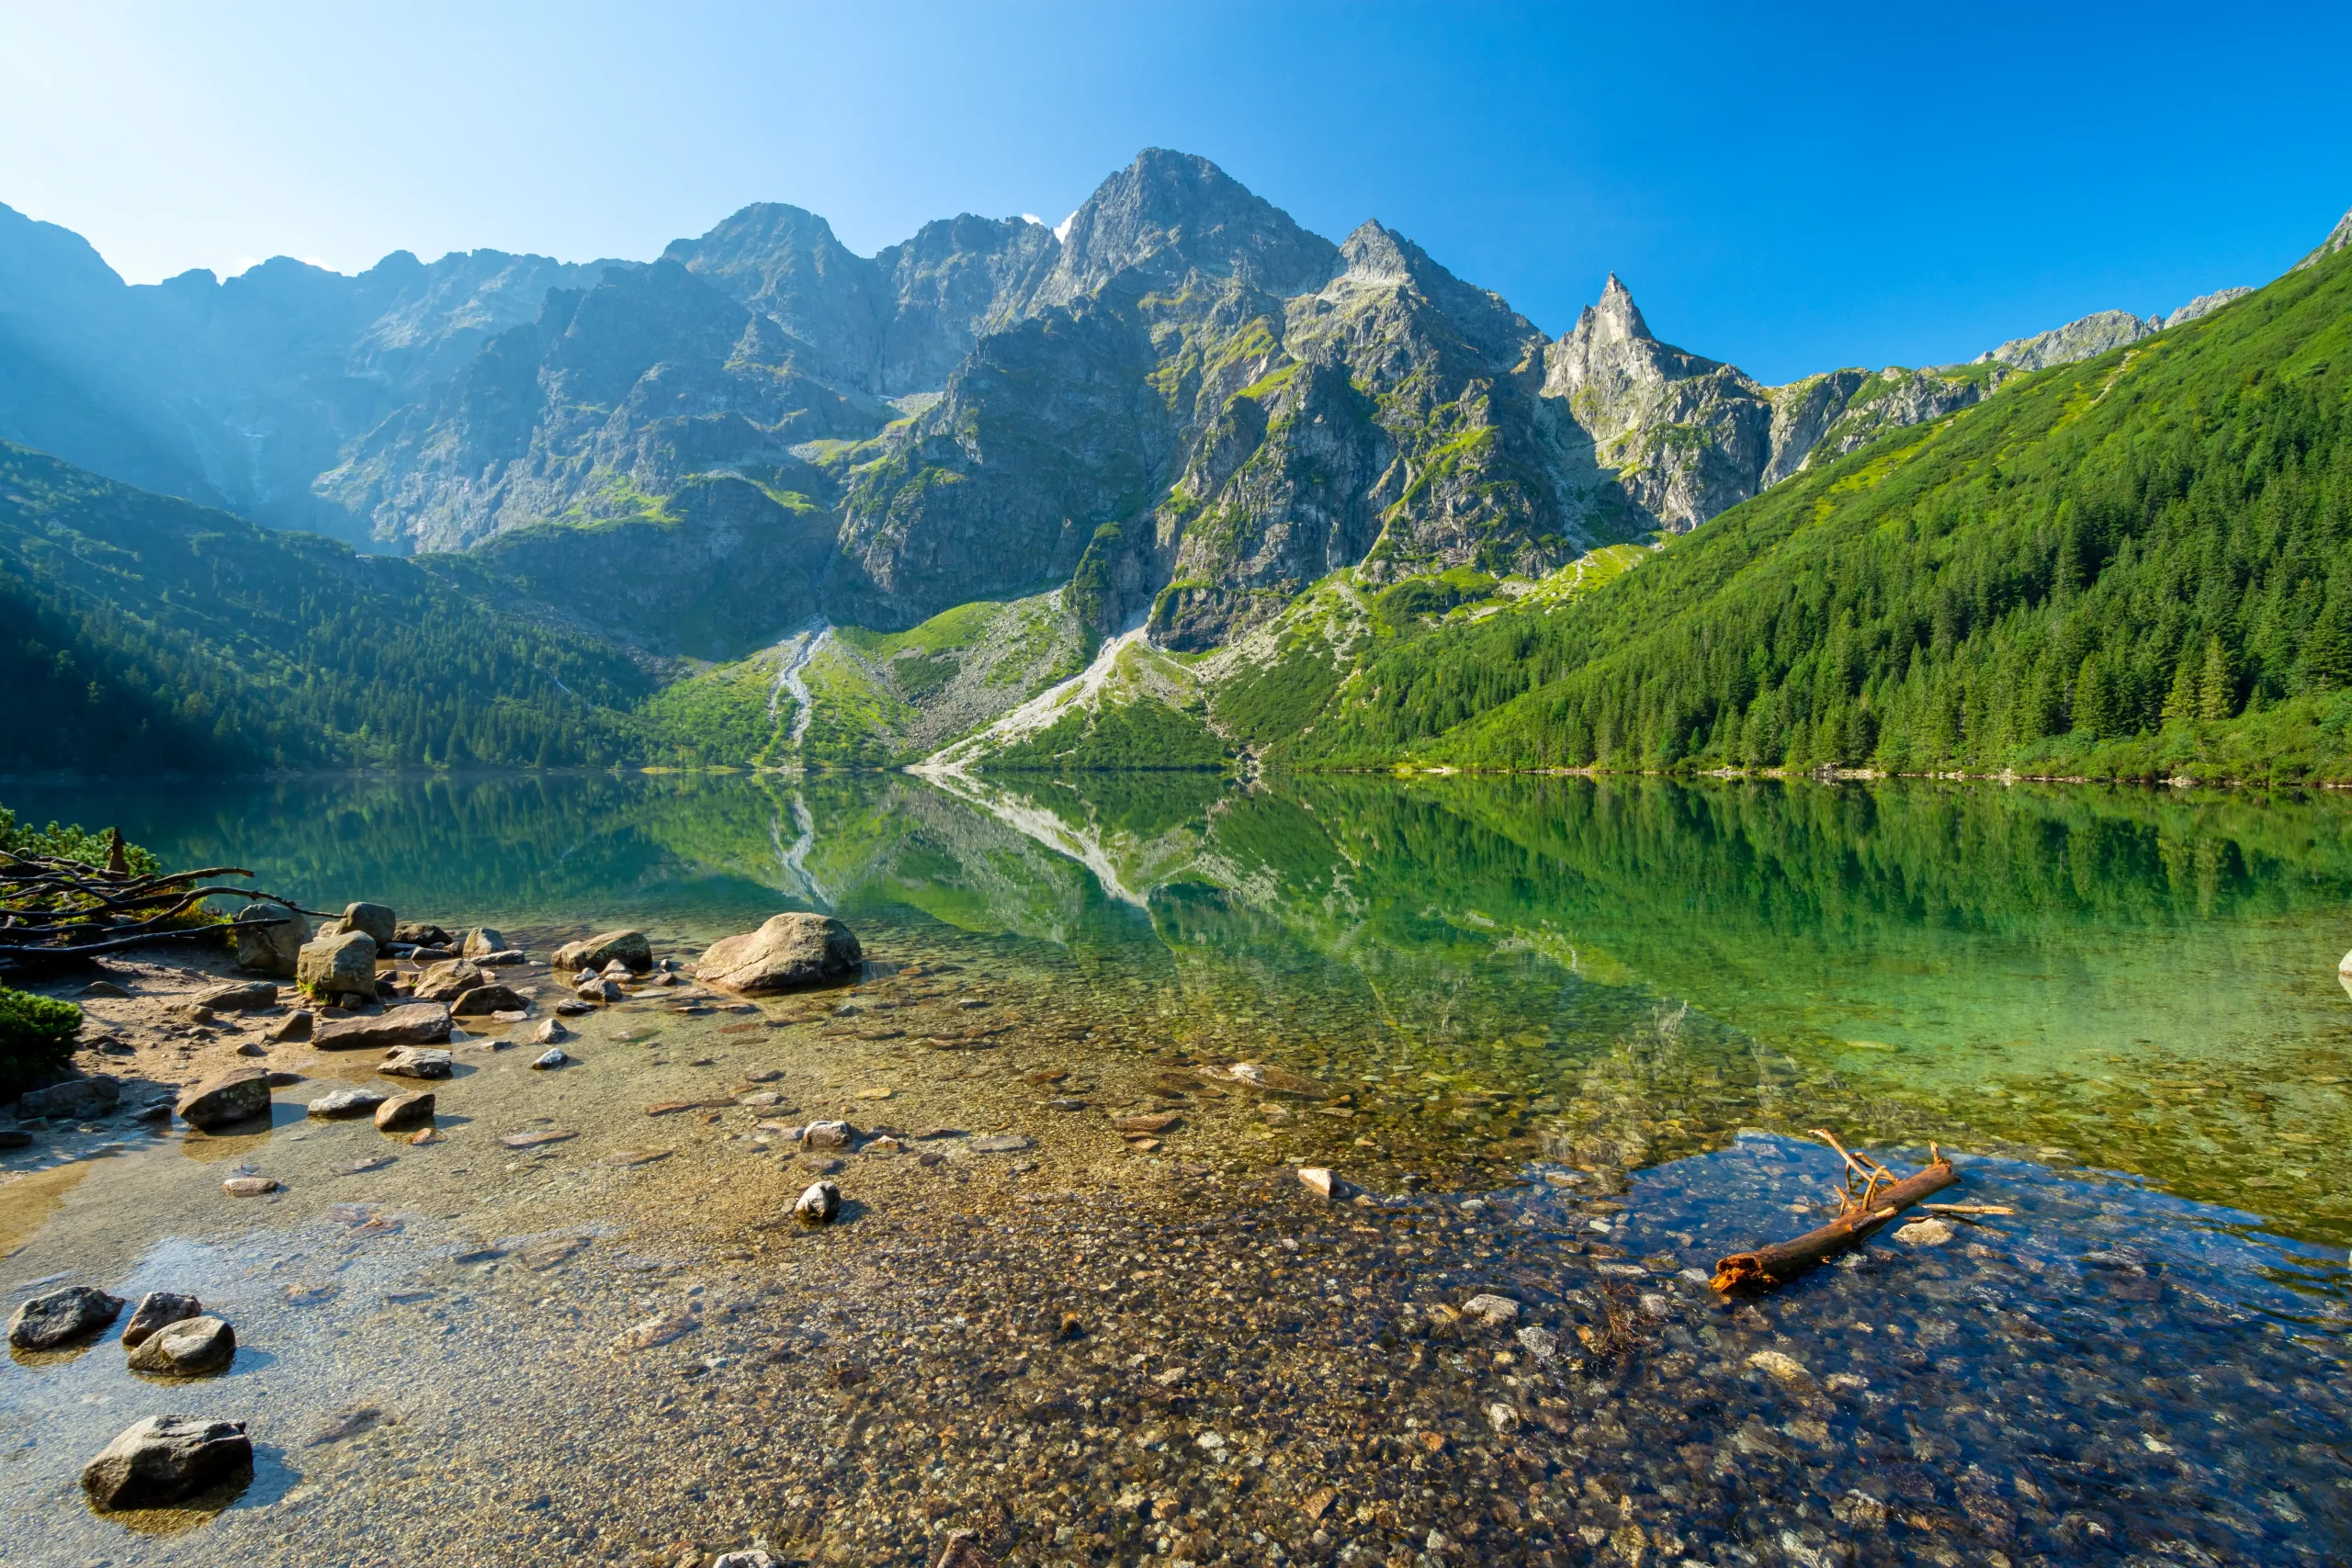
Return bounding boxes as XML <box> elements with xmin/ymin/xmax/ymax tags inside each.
<box><xmin>0</xmin><ymin>160</ymin><xmax>2296</xmax><ymax>672</ymax></box>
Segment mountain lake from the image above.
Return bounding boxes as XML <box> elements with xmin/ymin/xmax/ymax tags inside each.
<box><xmin>3</xmin><ymin>769</ymin><xmax>2348</xmax><ymax>1566</ymax></box>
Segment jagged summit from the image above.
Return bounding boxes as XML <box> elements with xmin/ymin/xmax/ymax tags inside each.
<box><xmin>1567</xmin><ymin>274</ymin><xmax>1652</xmax><ymax>349</ymax></box>
<box><xmin>1032</xmin><ymin>148</ymin><xmax>1339</xmax><ymax>309</ymax></box>
<box><xmin>2298</xmin><ymin>203</ymin><xmax>2352</xmax><ymax>269</ymax></box>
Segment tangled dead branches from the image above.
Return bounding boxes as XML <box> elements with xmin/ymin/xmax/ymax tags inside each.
<box><xmin>0</xmin><ymin>832</ymin><xmax>322</xmax><ymax>967</ymax></box>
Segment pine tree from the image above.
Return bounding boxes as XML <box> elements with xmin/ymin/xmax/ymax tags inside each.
<box><xmin>2071</xmin><ymin>652</ymin><xmax>2112</xmax><ymax>739</ymax></box>
<box><xmin>2163</xmin><ymin>641</ymin><xmax>2201</xmax><ymax>725</ymax></box>
<box><xmin>2197</xmin><ymin>635</ymin><xmax>2235</xmax><ymax>721</ymax></box>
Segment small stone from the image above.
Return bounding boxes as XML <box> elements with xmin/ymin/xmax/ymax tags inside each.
<box><xmin>306</xmin><ymin>1088</ymin><xmax>388</xmax><ymax>1119</ymax></box>
<box><xmin>1747</xmin><ymin>1349</ymin><xmax>1814</xmax><ymax>1384</ymax></box>
<box><xmin>194</xmin><ymin>980</ymin><xmax>278</xmax><ymax>1012</ymax></box>
<box><xmin>451</xmin><ymin>983</ymin><xmax>529</xmax><ymax>1017</ymax></box>
<box><xmin>7</xmin><ymin>1284</ymin><xmax>125</xmax><ymax>1348</ymax></box>
<box><xmin>375</xmin><ymin>1091</ymin><xmax>435</xmax><ymax>1132</ymax></box>
<box><xmin>500</xmin><ymin>1129</ymin><xmax>574</xmax><ymax>1148</ymax></box>
<box><xmin>1894</xmin><ymin>1217</ymin><xmax>1955</xmax><ymax>1247</ymax></box>
<box><xmin>1487</xmin><ymin>1401</ymin><xmax>1520</xmax><ymax>1434</ymax></box>
<box><xmin>221</xmin><ymin>1176</ymin><xmax>281</xmax><ymax>1197</ymax></box>
<box><xmin>555</xmin><ymin>999</ymin><xmax>592</xmax><ymax>1016</ymax></box>
<box><xmin>19</xmin><ymin>1076</ymin><xmax>121</xmax><ymax>1120</ymax></box>
<box><xmin>533</xmin><ymin>1019</ymin><xmax>571</xmax><ymax>1045</ymax></box>
<box><xmin>865</xmin><ymin>1135</ymin><xmax>903</xmax><ymax>1154</ymax></box>
<box><xmin>1463</xmin><ymin>1293</ymin><xmax>1521</xmax><ymax>1325</ymax></box>
<box><xmin>576</xmin><ymin>978</ymin><xmax>621</xmax><ymax>1003</ymax></box>
<box><xmin>801</xmin><ymin>1120</ymin><xmax>854</xmax><ymax>1150</ymax></box>
<box><xmin>713</xmin><ymin>1552</ymin><xmax>785</xmax><ymax>1568</ymax></box>
<box><xmin>1056</xmin><ymin>1311</ymin><xmax>1085</xmax><ymax>1339</ymax></box>
<box><xmin>934</xmin><ymin>1529</ymin><xmax>993</xmax><ymax>1568</ymax></box>
<box><xmin>413</xmin><ymin>958</ymin><xmax>489</xmax><ymax>1003</ymax></box>
<box><xmin>266</xmin><ymin>1069</ymin><xmax>304</xmax><ymax>1087</ymax></box>
<box><xmin>612</xmin><ymin>1312</ymin><xmax>696</xmax><ymax>1352</ymax></box>
<box><xmin>1297</xmin><ymin>1167</ymin><xmax>1337</xmax><ymax>1199</ymax></box>
<box><xmin>80</xmin><ymin>1415</ymin><xmax>253</xmax><ymax>1510</ymax></box>
<box><xmin>408</xmin><ymin>1127</ymin><xmax>440</xmax><ymax>1145</ymax></box>
<box><xmin>126</xmin><ymin>1314</ymin><xmax>236</xmax><ymax>1375</ymax></box>
<box><xmin>460</xmin><ymin>927</ymin><xmax>506</xmax><ymax>958</ymax></box>
<box><xmin>800</xmin><ymin>1155</ymin><xmax>843</xmax><ymax>1174</ymax></box>
<box><xmin>119</xmin><ymin>1292</ymin><xmax>203</xmax><ymax>1347</ymax></box>
<box><xmin>79</xmin><ymin>979</ymin><xmax>130</xmax><ymax>999</ymax></box>
<box><xmin>379</xmin><ymin>1047</ymin><xmax>454</xmax><ymax>1080</ymax></box>
<box><xmin>530</xmin><ymin>1047</ymin><xmax>569</xmax><ymax>1070</ymax></box>
<box><xmin>1110</xmin><ymin>1112</ymin><xmax>1181</xmax><ymax>1134</ymax></box>
<box><xmin>234</xmin><ymin>1042</ymin><xmax>267</xmax><ymax>1057</ymax></box>
<box><xmin>1515</xmin><ymin>1325</ymin><xmax>1558</xmax><ymax>1361</ymax></box>
<box><xmin>795</xmin><ymin>1179</ymin><xmax>842</xmax><ymax>1224</ymax></box>
<box><xmin>968</xmin><ymin>1134</ymin><xmax>1030</xmax><ymax>1154</ymax></box>
<box><xmin>175</xmin><ymin>1066</ymin><xmax>271</xmax><ymax>1131</ymax></box>
<box><xmin>270</xmin><ymin>1010</ymin><xmax>315</xmax><ymax>1043</ymax></box>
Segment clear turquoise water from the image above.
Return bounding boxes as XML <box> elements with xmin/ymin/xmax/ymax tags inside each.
<box><xmin>14</xmin><ymin>767</ymin><xmax>2352</xmax><ymax>1247</ymax></box>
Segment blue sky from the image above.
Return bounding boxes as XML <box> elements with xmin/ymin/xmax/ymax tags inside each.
<box><xmin>3</xmin><ymin>1</ymin><xmax>2346</xmax><ymax>383</ymax></box>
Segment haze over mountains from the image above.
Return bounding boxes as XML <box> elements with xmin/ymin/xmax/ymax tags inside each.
<box><xmin>0</xmin><ymin>150</ymin><xmax>2253</xmax><ymax>654</ymax></box>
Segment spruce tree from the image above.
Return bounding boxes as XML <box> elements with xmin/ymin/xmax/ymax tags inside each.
<box><xmin>2162</xmin><ymin>641</ymin><xmax>2201</xmax><ymax>726</ymax></box>
<box><xmin>2072</xmin><ymin>653</ymin><xmax>2112</xmax><ymax>740</ymax></box>
<box><xmin>2197</xmin><ymin>635</ymin><xmax>2235</xmax><ymax>721</ymax></box>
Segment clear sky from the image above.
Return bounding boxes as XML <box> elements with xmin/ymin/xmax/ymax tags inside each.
<box><xmin>3</xmin><ymin>1</ymin><xmax>2346</xmax><ymax>384</ymax></box>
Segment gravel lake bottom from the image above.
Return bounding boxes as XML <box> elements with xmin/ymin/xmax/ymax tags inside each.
<box><xmin>4</xmin><ymin>771</ymin><xmax>2350</xmax><ymax>1567</ymax></box>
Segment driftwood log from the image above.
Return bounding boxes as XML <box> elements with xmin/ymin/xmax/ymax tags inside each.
<box><xmin>1711</xmin><ymin>1135</ymin><xmax>1961</xmax><ymax>1293</ymax></box>
<box><xmin>0</xmin><ymin>841</ymin><xmax>324</xmax><ymax>969</ymax></box>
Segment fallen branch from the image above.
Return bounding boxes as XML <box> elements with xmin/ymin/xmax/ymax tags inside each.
<box><xmin>0</xmin><ymin>848</ymin><xmax>328</xmax><ymax>965</ymax></box>
<box><xmin>1712</xmin><ymin>1141</ymin><xmax>1960</xmax><ymax>1293</ymax></box>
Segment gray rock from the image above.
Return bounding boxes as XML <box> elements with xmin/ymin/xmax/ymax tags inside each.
<box><xmin>221</xmin><ymin>1175</ymin><xmax>280</xmax><ymax>1196</ymax></box>
<box><xmin>393</xmin><ymin>922</ymin><xmax>453</xmax><ymax>949</ymax></box>
<box><xmin>1984</xmin><ymin>308</ymin><xmax>2155</xmax><ymax>372</ymax></box>
<box><xmin>231</xmin><ymin>903</ymin><xmax>308</xmax><ymax>977</ymax></box>
<box><xmin>18</xmin><ymin>1075</ymin><xmax>119</xmax><ymax>1121</ymax></box>
<box><xmin>80</xmin><ymin>1415</ymin><xmax>252</xmax><ymax>1509</ymax></box>
<box><xmin>460</xmin><ymin>927</ymin><xmax>505</xmax><ymax>958</ymax></box>
<box><xmin>2164</xmin><ymin>286</ymin><xmax>2252</xmax><ymax>328</ymax></box>
<box><xmin>339</xmin><ymin>902</ymin><xmax>398</xmax><ymax>946</ymax></box>
<box><xmin>713</xmin><ymin>1552</ymin><xmax>785</xmax><ymax>1568</ymax></box>
<box><xmin>296</xmin><ymin>930</ymin><xmax>379</xmax><ymax>1000</ymax></box>
<box><xmin>530</xmin><ymin>1047</ymin><xmax>569</xmax><ymax>1069</ymax></box>
<box><xmin>801</xmin><ymin>1120</ymin><xmax>854</xmax><ymax>1150</ymax></box>
<box><xmin>554</xmin><ymin>998</ymin><xmax>593</xmax><ymax>1016</ymax></box>
<box><xmin>175</xmin><ymin>1067</ymin><xmax>272</xmax><ymax>1131</ymax></box>
<box><xmin>551</xmin><ymin>930</ymin><xmax>651</xmax><ymax>973</ymax></box>
<box><xmin>306</xmin><ymin>1087</ymin><xmax>388</xmax><ymax>1119</ymax></box>
<box><xmin>119</xmin><ymin>1292</ymin><xmax>202</xmax><ymax>1348</ymax></box>
<box><xmin>414</xmin><ymin>958</ymin><xmax>489</xmax><ymax>1002</ymax></box>
<box><xmin>451</xmin><ymin>983</ymin><xmax>529</xmax><ymax>1017</ymax></box>
<box><xmin>374</xmin><ymin>1090</ymin><xmax>435</xmax><ymax>1132</ymax></box>
<box><xmin>195</xmin><ymin>979</ymin><xmax>279</xmax><ymax>1012</ymax></box>
<box><xmin>475</xmin><ymin>949</ymin><xmax>527</xmax><ymax>966</ymax></box>
<box><xmin>694</xmin><ymin>912</ymin><xmax>862</xmax><ymax>994</ymax></box>
<box><xmin>1462</xmin><ymin>1293</ymin><xmax>1520</xmax><ymax>1326</ymax></box>
<box><xmin>532</xmin><ymin>1019</ymin><xmax>571</xmax><ymax>1044</ymax></box>
<box><xmin>270</xmin><ymin>1009</ymin><xmax>315</xmax><ymax>1043</ymax></box>
<box><xmin>575</xmin><ymin>978</ymin><xmax>621</xmax><ymax>1003</ymax></box>
<box><xmin>8</xmin><ymin>1284</ymin><xmax>125</xmax><ymax>1348</ymax></box>
<box><xmin>379</xmin><ymin>1048</ymin><xmax>454</xmax><ymax>1080</ymax></box>
<box><xmin>1515</xmin><ymin>1325</ymin><xmax>1558</xmax><ymax>1361</ymax></box>
<box><xmin>968</xmin><ymin>1134</ymin><xmax>1031</xmax><ymax>1154</ymax></box>
<box><xmin>79</xmin><ymin>978</ymin><xmax>130</xmax><ymax>998</ymax></box>
<box><xmin>126</xmin><ymin>1314</ymin><xmax>235</xmax><ymax>1375</ymax></box>
<box><xmin>312</xmin><ymin>1001</ymin><xmax>452</xmax><ymax>1051</ymax></box>
<box><xmin>795</xmin><ymin>1179</ymin><xmax>842</xmax><ymax>1224</ymax></box>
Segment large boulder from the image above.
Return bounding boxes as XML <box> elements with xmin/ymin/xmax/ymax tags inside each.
<box><xmin>339</xmin><ymin>902</ymin><xmax>397</xmax><ymax>946</ymax></box>
<box><xmin>461</xmin><ymin>927</ymin><xmax>505</xmax><ymax>958</ymax></box>
<box><xmin>394</xmin><ymin>921</ymin><xmax>454</xmax><ymax>949</ymax></box>
<box><xmin>230</xmin><ymin>903</ymin><xmax>307</xmax><ymax>977</ymax></box>
<box><xmin>695</xmin><ymin>913</ymin><xmax>861</xmax><ymax>994</ymax></box>
<box><xmin>175</xmin><ymin>1067</ymin><xmax>272</xmax><ymax>1131</ymax></box>
<box><xmin>125</xmin><ymin>1314</ymin><xmax>236</xmax><ymax>1376</ymax></box>
<box><xmin>8</xmin><ymin>1283</ymin><xmax>124</xmax><ymax>1348</ymax></box>
<box><xmin>296</xmin><ymin>931</ymin><xmax>379</xmax><ymax>1001</ymax></box>
<box><xmin>552</xmin><ymin>930</ymin><xmax>652</xmax><ymax>973</ymax></box>
<box><xmin>375</xmin><ymin>1090</ymin><xmax>435</xmax><ymax>1132</ymax></box>
<box><xmin>414</xmin><ymin>959</ymin><xmax>489</xmax><ymax>1003</ymax></box>
<box><xmin>80</xmin><ymin>1415</ymin><xmax>253</xmax><ymax>1510</ymax></box>
<box><xmin>18</xmin><ymin>1074</ymin><xmax>119</xmax><ymax>1121</ymax></box>
<box><xmin>312</xmin><ymin>1002</ymin><xmax>452</xmax><ymax>1052</ymax></box>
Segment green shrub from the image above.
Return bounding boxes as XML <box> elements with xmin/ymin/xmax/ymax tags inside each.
<box><xmin>0</xmin><ymin>805</ymin><xmax>161</xmax><ymax>876</ymax></box>
<box><xmin>0</xmin><ymin>985</ymin><xmax>81</xmax><ymax>1096</ymax></box>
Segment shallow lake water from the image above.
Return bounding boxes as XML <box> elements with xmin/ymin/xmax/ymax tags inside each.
<box><xmin>3</xmin><ymin>770</ymin><xmax>2349</xmax><ymax>1566</ymax></box>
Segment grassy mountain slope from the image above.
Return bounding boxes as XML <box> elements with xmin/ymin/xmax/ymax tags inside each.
<box><xmin>0</xmin><ymin>442</ymin><xmax>652</xmax><ymax>772</ymax></box>
<box><xmin>1279</xmin><ymin>246</ymin><xmax>2352</xmax><ymax>783</ymax></box>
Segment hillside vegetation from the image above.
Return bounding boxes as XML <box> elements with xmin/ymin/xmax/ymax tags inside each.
<box><xmin>1281</xmin><ymin>244</ymin><xmax>2352</xmax><ymax>783</ymax></box>
<box><xmin>0</xmin><ymin>443</ymin><xmax>650</xmax><ymax>772</ymax></box>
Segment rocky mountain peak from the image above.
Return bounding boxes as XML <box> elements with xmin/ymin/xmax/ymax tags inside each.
<box><xmin>2297</xmin><ymin>204</ymin><xmax>2352</xmax><ymax>270</ymax></box>
<box><xmin>1032</xmin><ymin>148</ymin><xmax>1339</xmax><ymax>310</ymax></box>
<box><xmin>1981</xmin><ymin>308</ymin><xmax>2155</xmax><ymax>372</ymax></box>
<box><xmin>1568</xmin><ymin>274</ymin><xmax>1652</xmax><ymax>349</ymax></box>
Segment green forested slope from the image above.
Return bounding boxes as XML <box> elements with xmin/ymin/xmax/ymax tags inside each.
<box><xmin>1283</xmin><ymin>247</ymin><xmax>2352</xmax><ymax>782</ymax></box>
<box><xmin>0</xmin><ymin>443</ymin><xmax>652</xmax><ymax>771</ymax></box>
